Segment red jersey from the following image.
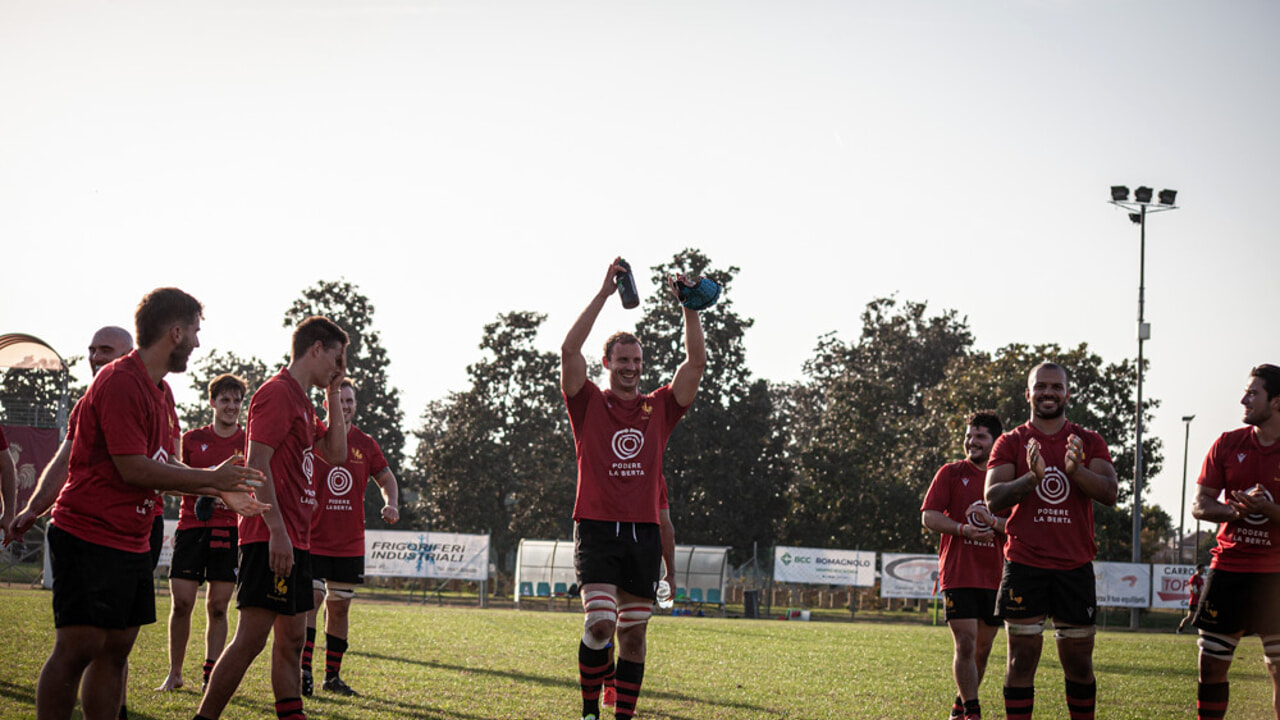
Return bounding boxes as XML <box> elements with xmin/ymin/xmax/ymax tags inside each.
<box><xmin>238</xmin><ymin>369</ymin><xmax>326</xmax><ymax>549</ymax></box>
<box><xmin>310</xmin><ymin>425</ymin><xmax>388</xmax><ymax>557</ymax></box>
<box><xmin>1189</xmin><ymin>572</ymin><xmax>1204</xmax><ymax>602</ymax></box>
<box><xmin>51</xmin><ymin>351</ymin><xmax>179</xmax><ymax>553</ymax></box>
<box><xmin>1199</xmin><ymin>427</ymin><xmax>1280</xmax><ymax>573</ymax></box>
<box><xmin>921</xmin><ymin>459</ymin><xmax>1004</xmax><ymax>590</ymax></box>
<box><xmin>565</xmin><ymin>381</ymin><xmax>687</xmax><ymax>525</ymax></box>
<box><xmin>989</xmin><ymin>421</ymin><xmax>1113</xmax><ymax>570</ymax></box>
<box><xmin>177</xmin><ymin>425</ymin><xmax>246</xmax><ymax>529</ymax></box>
<box><xmin>0</xmin><ymin>426</ymin><xmax>7</xmax><ymax>450</ymax></box>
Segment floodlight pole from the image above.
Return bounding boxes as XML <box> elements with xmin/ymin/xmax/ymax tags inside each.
<box><xmin>1109</xmin><ymin>186</ymin><xmax>1178</xmax><ymax>630</ymax></box>
<box><xmin>1179</xmin><ymin>415</ymin><xmax>1195</xmax><ymax>564</ymax></box>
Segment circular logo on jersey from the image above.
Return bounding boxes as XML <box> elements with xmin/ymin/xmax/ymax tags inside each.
<box><xmin>327</xmin><ymin>466</ymin><xmax>354</xmax><ymax>497</ymax></box>
<box><xmin>1244</xmin><ymin>486</ymin><xmax>1274</xmax><ymax>525</ymax></box>
<box><xmin>612</xmin><ymin>428</ymin><xmax>645</xmax><ymax>460</ymax></box>
<box><xmin>302</xmin><ymin>448</ymin><xmax>315</xmax><ymax>484</ymax></box>
<box><xmin>966</xmin><ymin>500</ymin><xmax>993</xmax><ymax>530</ymax></box>
<box><xmin>1036</xmin><ymin>467</ymin><xmax>1071</xmax><ymax>505</ymax></box>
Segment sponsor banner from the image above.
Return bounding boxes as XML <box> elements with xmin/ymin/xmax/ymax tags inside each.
<box><xmin>1151</xmin><ymin>563</ymin><xmax>1197</xmax><ymax>609</ymax></box>
<box><xmin>1</xmin><ymin>425</ymin><xmax>59</xmax><ymax>512</ymax></box>
<box><xmin>773</xmin><ymin>546</ymin><xmax>875</xmax><ymax>587</ymax></box>
<box><xmin>880</xmin><ymin>553</ymin><xmax>939</xmax><ymax>599</ymax></box>
<box><xmin>1094</xmin><ymin>561</ymin><xmax>1151</xmax><ymax>608</ymax></box>
<box><xmin>365</xmin><ymin>530</ymin><xmax>490</xmax><ymax>581</ymax></box>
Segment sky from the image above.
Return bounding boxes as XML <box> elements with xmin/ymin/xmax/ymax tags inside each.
<box><xmin>2</xmin><ymin>0</ymin><xmax>1277</xmax><ymax>536</ymax></box>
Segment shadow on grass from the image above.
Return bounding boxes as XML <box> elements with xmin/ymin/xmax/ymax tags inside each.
<box><xmin>354</xmin><ymin>651</ymin><xmax>783</xmax><ymax>717</ymax></box>
<box><xmin>0</xmin><ymin>678</ymin><xmax>35</xmax><ymax>708</ymax></box>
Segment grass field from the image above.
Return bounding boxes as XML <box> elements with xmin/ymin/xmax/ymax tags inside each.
<box><xmin>0</xmin><ymin>587</ymin><xmax>1274</xmax><ymax>719</ymax></box>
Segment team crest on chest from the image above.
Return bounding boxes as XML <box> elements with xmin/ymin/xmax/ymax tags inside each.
<box><xmin>352</xmin><ymin>447</ymin><xmax>364</xmax><ymax>461</ymax></box>
<box><xmin>1239</xmin><ymin>453</ymin><xmax>1247</xmax><ymax>463</ymax></box>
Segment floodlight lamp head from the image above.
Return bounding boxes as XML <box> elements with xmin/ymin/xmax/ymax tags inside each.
<box><xmin>1111</xmin><ymin>185</ymin><xmax>1130</xmax><ymax>202</ymax></box>
<box><xmin>1128</xmin><ymin>213</ymin><xmax>1142</xmax><ymax>225</ymax></box>
<box><xmin>1182</xmin><ymin>414</ymin><xmax>1196</xmax><ymax>422</ymax></box>
<box><xmin>1159</xmin><ymin>189</ymin><xmax>1178</xmax><ymax>205</ymax></box>
<box><xmin>1134</xmin><ymin>186</ymin><xmax>1154</xmax><ymax>203</ymax></box>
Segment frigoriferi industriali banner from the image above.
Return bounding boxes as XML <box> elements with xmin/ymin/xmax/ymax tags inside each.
<box><xmin>364</xmin><ymin>530</ymin><xmax>491</xmax><ymax>581</ymax></box>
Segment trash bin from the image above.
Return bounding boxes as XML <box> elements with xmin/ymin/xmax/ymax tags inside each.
<box><xmin>743</xmin><ymin>589</ymin><xmax>760</xmax><ymax>619</ymax></box>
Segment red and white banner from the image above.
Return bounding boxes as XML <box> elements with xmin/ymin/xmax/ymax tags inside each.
<box><xmin>1151</xmin><ymin>563</ymin><xmax>1197</xmax><ymax>610</ymax></box>
<box><xmin>1</xmin><ymin>425</ymin><xmax>59</xmax><ymax>511</ymax></box>
<box><xmin>1094</xmin><ymin>561</ymin><xmax>1151</xmax><ymax>608</ymax></box>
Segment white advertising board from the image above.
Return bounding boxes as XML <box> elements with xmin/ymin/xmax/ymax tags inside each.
<box><xmin>1094</xmin><ymin>561</ymin><xmax>1151</xmax><ymax>608</ymax></box>
<box><xmin>879</xmin><ymin>553</ymin><xmax>939</xmax><ymax>599</ymax></box>
<box><xmin>773</xmin><ymin>546</ymin><xmax>876</xmax><ymax>587</ymax></box>
<box><xmin>1151</xmin><ymin>563</ymin><xmax>1197</xmax><ymax>610</ymax></box>
<box><xmin>364</xmin><ymin>530</ymin><xmax>490</xmax><ymax>581</ymax></box>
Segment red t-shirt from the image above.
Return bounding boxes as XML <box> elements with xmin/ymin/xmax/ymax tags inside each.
<box><xmin>238</xmin><ymin>369</ymin><xmax>326</xmax><ymax>549</ymax></box>
<box><xmin>565</xmin><ymin>381</ymin><xmax>687</xmax><ymax>525</ymax></box>
<box><xmin>310</xmin><ymin>425</ymin><xmax>389</xmax><ymax>557</ymax></box>
<box><xmin>921</xmin><ymin>459</ymin><xmax>1004</xmax><ymax>590</ymax></box>
<box><xmin>51</xmin><ymin>351</ymin><xmax>179</xmax><ymax>553</ymax></box>
<box><xmin>989</xmin><ymin>421</ymin><xmax>1113</xmax><ymax>570</ymax></box>
<box><xmin>177</xmin><ymin>425</ymin><xmax>246</xmax><ymax>529</ymax></box>
<box><xmin>1189</xmin><ymin>572</ymin><xmax>1204</xmax><ymax>602</ymax></box>
<box><xmin>1199</xmin><ymin>427</ymin><xmax>1280</xmax><ymax>573</ymax></box>
<box><xmin>0</xmin><ymin>426</ymin><xmax>7</xmax><ymax>451</ymax></box>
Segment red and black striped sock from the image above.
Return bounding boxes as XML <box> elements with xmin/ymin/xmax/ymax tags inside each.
<box><xmin>274</xmin><ymin>697</ymin><xmax>305</xmax><ymax>720</ymax></box>
<box><xmin>578</xmin><ymin>641</ymin><xmax>609</xmax><ymax>718</ymax></box>
<box><xmin>301</xmin><ymin>627</ymin><xmax>316</xmax><ymax>672</ymax></box>
<box><xmin>1004</xmin><ymin>685</ymin><xmax>1034</xmax><ymax>720</ymax></box>
<box><xmin>1197</xmin><ymin>681</ymin><xmax>1229</xmax><ymax>720</ymax></box>
<box><xmin>324</xmin><ymin>634</ymin><xmax>348</xmax><ymax>680</ymax></box>
<box><xmin>950</xmin><ymin>694</ymin><xmax>963</xmax><ymax>718</ymax></box>
<box><xmin>963</xmin><ymin>697</ymin><xmax>981</xmax><ymax>718</ymax></box>
<box><xmin>1065</xmin><ymin>679</ymin><xmax>1095</xmax><ymax>720</ymax></box>
<box><xmin>202</xmin><ymin>658</ymin><xmax>216</xmax><ymax>685</ymax></box>
<box><xmin>614</xmin><ymin>659</ymin><xmax>645</xmax><ymax>720</ymax></box>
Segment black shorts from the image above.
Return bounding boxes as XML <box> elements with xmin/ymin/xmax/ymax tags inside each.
<box><xmin>1193</xmin><ymin>569</ymin><xmax>1280</xmax><ymax>636</ymax></box>
<box><xmin>311</xmin><ymin>554</ymin><xmax>365</xmax><ymax>585</ymax></box>
<box><xmin>574</xmin><ymin>520</ymin><xmax>662</xmax><ymax>601</ymax></box>
<box><xmin>149</xmin><ymin>515</ymin><xmax>165</xmax><ymax>570</ymax></box>
<box><xmin>169</xmin><ymin>526</ymin><xmax>239</xmax><ymax>584</ymax></box>
<box><xmin>235</xmin><ymin>542</ymin><xmax>314</xmax><ymax>616</ymax></box>
<box><xmin>944</xmin><ymin>588</ymin><xmax>1001</xmax><ymax>625</ymax></box>
<box><xmin>996</xmin><ymin>560</ymin><xmax>1097</xmax><ymax>627</ymax></box>
<box><xmin>48</xmin><ymin>524</ymin><xmax>156</xmax><ymax>629</ymax></box>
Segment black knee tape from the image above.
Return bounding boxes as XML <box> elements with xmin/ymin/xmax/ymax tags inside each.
<box><xmin>1065</xmin><ymin>679</ymin><xmax>1096</xmax><ymax>699</ymax></box>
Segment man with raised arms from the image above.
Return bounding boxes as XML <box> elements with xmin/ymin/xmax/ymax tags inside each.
<box><xmin>195</xmin><ymin>316</ymin><xmax>348</xmax><ymax>720</ymax></box>
<box><xmin>35</xmin><ymin>289</ymin><xmax>265</xmax><ymax>720</ymax></box>
<box><xmin>922</xmin><ymin>410</ymin><xmax>1007</xmax><ymax>720</ymax></box>
<box><xmin>301</xmin><ymin>378</ymin><xmax>400</xmax><ymax>698</ymax></box>
<box><xmin>985</xmin><ymin>362</ymin><xmax>1118</xmax><ymax>720</ymax></box>
<box><xmin>157</xmin><ymin>373</ymin><xmax>249</xmax><ymax>694</ymax></box>
<box><xmin>1190</xmin><ymin>364</ymin><xmax>1280</xmax><ymax>720</ymax></box>
<box><xmin>561</xmin><ymin>257</ymin><xmax>706</xmax><ymax>720</ymax></box>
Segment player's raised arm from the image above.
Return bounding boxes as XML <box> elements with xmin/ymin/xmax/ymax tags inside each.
<box><xmin>315</xmin><ymin>354</ymin><xmax>348</xmax><ymax>465</ymax></box>
<box><xmin>562</xmin><ymin>258</ymin><xmax>624</xmax><ymax>399</ymax></box>
<box><xmin>669</xmin><ymin>275</ymin><xmax>707</xmax><ymax>408</ymax></box>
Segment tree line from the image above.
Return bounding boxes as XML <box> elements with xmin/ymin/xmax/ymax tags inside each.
<box><xmin>0</xmin><ymin>249</ymin><xmax>1173</xmax><ymax>570</ymax></box>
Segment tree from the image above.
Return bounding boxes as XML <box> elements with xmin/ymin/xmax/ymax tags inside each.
<box><xmin>0</xmin><ymin>356</ymin><xmax>86</xmax><ymax>430</ymax></box>
<box><xmin>783</xmin><ymin>297</ymin><xmax>975</xmax><ymax>554</ymax></box>
<box><xmin>283</xmin><ymin>280</ymin><xmax>407</xmax><ymax>529</ymax></box>
<box><xmin>633</xmin><ymin>249</ymin><xmax>792</xmax><ymax>563</ymax></box>
<box><xmin>177</xmin><ymin>350</ymin><xmax>271</xmax><ymax>432</ymax></box>
<box><xmin>412</xmin><ymin>312</ymin><xmax>575</xmax><ymax>568</ymax></box>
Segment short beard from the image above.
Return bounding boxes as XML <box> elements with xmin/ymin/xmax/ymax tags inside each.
<box><xmin>168</xmin><ymin>346</ymin><xmax>193</xmax><ymax>373</ymax></box>
<box><xmin>1033</xmin><ymin>403</ymin><xmax>1066</xmax><ymax>420</ymax></box>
